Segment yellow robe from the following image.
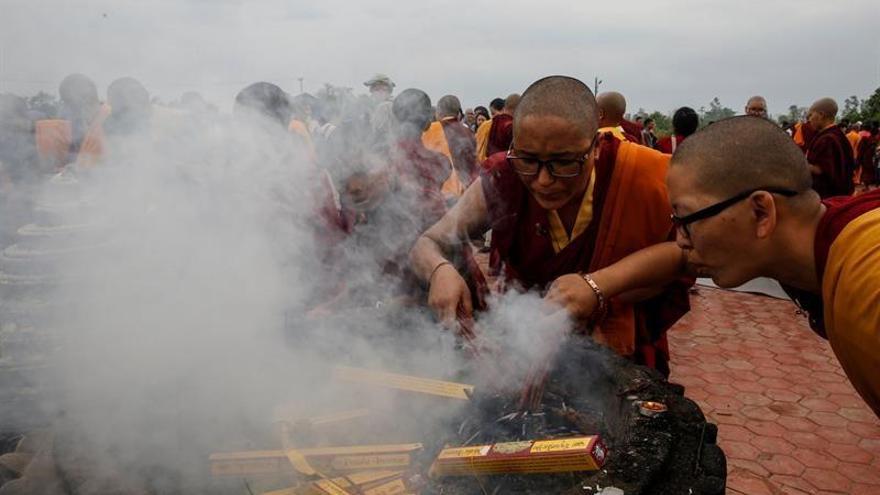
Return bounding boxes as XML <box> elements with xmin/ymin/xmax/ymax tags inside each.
<box><xmin>847</xmin><ymin>130</ymin><xmax>861</xmax><ymax>159</ymax></box>
<box><xmin>597</xmin><ymin>126</ymin><xmax>628</xmax><ymax>142</ymax></box>
<box><xmin>822</xmin><ymin>207</ymin><xmax>880</xmax><ymax>417</ymax></box>
<box><xmin>475</xmin><ymin>119</ymin><xmax>492</xmax><ymax>163</ymax></box>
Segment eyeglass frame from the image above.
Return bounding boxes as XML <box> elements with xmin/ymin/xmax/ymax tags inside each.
<box><xmin>506</xmin><ymin>135</ymin><xmax>599</xmax><ymax>179</ymax></box>
<box><xmin>671</xmin><ymin>187</ymin><xmax>799</xmax><ymax>238</ymax></box>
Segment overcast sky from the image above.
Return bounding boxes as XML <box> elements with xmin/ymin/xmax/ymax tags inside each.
<box><xmin>1</xmin><ymin>0</ymin><xmax>878</xmax><ymax>116</ymax></box>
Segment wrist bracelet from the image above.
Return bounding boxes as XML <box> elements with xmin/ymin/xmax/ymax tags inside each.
<box><xmin>429</xmin><ymin>261</ymin><xmax>453</xmax><ymax>285</ymax></box>
<box><xmin>580</xmin><ymin>272</ymin><xmax>608</xmax><ymax>322</ymax></box>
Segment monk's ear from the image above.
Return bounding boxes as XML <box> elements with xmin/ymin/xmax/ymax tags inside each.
<box><xmin>749</xmin><ymin>191</ymin><xmax>777</xmax><ymax>239</ymax></box>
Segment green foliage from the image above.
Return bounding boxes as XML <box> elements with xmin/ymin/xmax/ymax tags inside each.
<box><xmin>698</xmin><ymin>97</ymin><xmax>735</xmax><ymax>127</ymax></box>
<box><xmin>861</xmin><ymin>87</ymin><xmax>880</xmax><ymax>124</ymax></box>
<box><xmin>777</xmin><ymin>105</ymin><xmax>806</xmax><ymax>126</ymax></box>
<box><xmin>647</xmin><ymin>111</ymin><xmax>672</xmax><ymax>136</ymax></box>
<box><xmin>842</xmin><ymin>95</ymin><xmax>862</xmax><ymax>123</ymax></box>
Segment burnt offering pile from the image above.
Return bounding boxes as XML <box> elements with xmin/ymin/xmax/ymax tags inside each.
<box><xmin>200</xmin><ymin>338</ymin><xmax>725</xmax><ymax>495</ymax></box>
<box><xmin>425</xmin><ymin>339</ymin><xmax>726</xmax><ymax>494</ymax></box>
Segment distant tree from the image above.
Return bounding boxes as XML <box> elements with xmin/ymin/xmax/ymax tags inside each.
<box><xmin>25</xmin><ymin>91</ymin><xmax>59</xmax><ymax>118</ymax></box>
<box><xmin>842</xmin><ymin>95</ymin><xmax>862</xmax><ymax>123</ymax></box>
<box><xmin>777</xmin><ymin>104</ymin><xmax>806</xmax><ymax>126</ymax></box>
<box><xmin>698</xmin><ymin>97</ymin><xmax>736</xmax><ymax>127</ymax></box>
<box><xmin>647</xmin><ymin>110</ymin><xmax>673</xmax><ymax>136</ymax></box>
<box><xmin>860</xmin><ymin>87</ymin><xmax>880</xmax><ymax>123</ymax></box>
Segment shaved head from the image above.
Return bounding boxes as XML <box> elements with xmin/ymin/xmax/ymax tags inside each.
<box><xmin>514</xmin><ymin>76</ymin><xmax>597</xmax><ymax>137</ymax></box>
<box><xmin>503</xmin><ymin>93</ymin><xmax>521</xmax><ymax>113</ymax></box>
<box><xmin>597</xmin><ymin>91</ymin><xmax>626</xmax><ymax>126</ymax></box>
<box><xmin>436</xmin><ymin>94</ymin><xmax>462</xmax><ymax>119</ymax></box>
<box><xmin>59</xmin><ymin>73</ymin><xmax>99</xmax><ymax>112</ymax></box>
<box><xmin>745</xmin><ymin>96</ymin><xmax>768</xmax><ymax>118</ymax></box>
<box><xmin>809</xmin><ymin>97</ymin><xmax>838</xmax><ymax>119</ymax></box>
<box><xmin>671</xmin><ymin>116</ymin><xmax>812</xmax><ymax>198</ymax></box>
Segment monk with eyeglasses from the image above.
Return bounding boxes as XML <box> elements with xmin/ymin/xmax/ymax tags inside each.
<box><xmin>410</xmin><ymin>75</ymin><xmax>691</xmax><ymax>374</ymax></box>
<box><xmin>551</xmin><ymin>116</ymin><xmax>880</xmax><ymax>417</ymax></box>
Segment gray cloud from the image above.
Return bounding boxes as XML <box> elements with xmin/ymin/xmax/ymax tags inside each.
<box><xmin>1</xmin><ymin>0</ymin><xmax>877</xmax><ymax>115</ymax></box>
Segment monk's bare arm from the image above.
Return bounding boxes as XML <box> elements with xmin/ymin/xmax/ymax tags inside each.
<box><xmin>590</xmin><ymin>242</ymin><xmax>690</xmax><ymax>297</ymax></box>
<box><xmin>547</xmin><ymin>242</ymin><xmax>692</xmax><ymax>321</ymax></box>
<box><xmin>411</xmin><ymin>177</ymin><xmax>491</xmax><ymax>283</ymax></box>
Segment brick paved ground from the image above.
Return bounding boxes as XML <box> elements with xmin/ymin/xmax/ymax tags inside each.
<box><xmin>669</xmin><ymin>286</ymin><xmax>880</xmax><ymax>495</ymax></box>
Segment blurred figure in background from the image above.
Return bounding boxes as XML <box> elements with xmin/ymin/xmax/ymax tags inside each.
<box><xmin>744</xmin><ymin>95</ymin><xmax>768</xmax><ymax>119</ymax></box>
<box><xmin>805</xmin><ymin>97</ymin><xmax>854</xmax><ymax>198</ymax></box>
<box><xmin>34</xmin><ymin>73</ymin><xmax>109</xmax><ymax>171</ymax></box>
<box><xmin>421</xmin><ymin>95</ymin><xmax>478</xmax><ymax>201</ymax></box>
<box><xmin>655</xmin><ymin>107</ymin><xmax>699</xmax><ymax>153</ymax></box>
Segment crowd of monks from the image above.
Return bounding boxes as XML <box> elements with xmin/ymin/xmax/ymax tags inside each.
<box><xmin>1</xmin><ymin>73</ymin><xmax>878</xmax><ymax>420</ymax></box>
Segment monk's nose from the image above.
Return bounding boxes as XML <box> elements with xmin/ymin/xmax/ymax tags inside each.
<box><xmin>535</xmin><ymin>166</ymin><xmax>555</xmax><ymax>186</ymax></box>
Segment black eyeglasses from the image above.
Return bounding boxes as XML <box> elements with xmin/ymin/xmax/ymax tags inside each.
<box><xmin>506</xmin><ymin>135</ymin><xmax>598</xmax><ymax>178</ymax></box>
<box><xmin>671</xmin><ymin>187</ymin><xmax>799</xmax><ymax>238</ymax></box>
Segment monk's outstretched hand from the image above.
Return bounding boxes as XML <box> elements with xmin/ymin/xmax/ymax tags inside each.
<box><xmin>545</xmin><ymin>274</ymin><xmax>598</xmax><ymax>322</ymax></box>
<box><xmin>428</xmin><ymin>264</ymin><xmax>473</xmax><ymax>326</ymax></box>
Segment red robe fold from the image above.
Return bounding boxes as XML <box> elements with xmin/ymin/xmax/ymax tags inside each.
<box><xmin>486</xmin><ymin>113</ymin><xmax>513</xmax><ymax>157</ymax></box>
<box><xmin>807</xmin><ymin>125</ymin><xmax>855</xmax><ymax>198</ymax></box>
<box><xmin>481</xmin><ymin>136</ymin><xmax>691</xmax><ymax>374</ymax></box>
<box><xmin>620</xmin><ymin>119</ymin><xmax>644</xmax><ymax>145</ymax></box>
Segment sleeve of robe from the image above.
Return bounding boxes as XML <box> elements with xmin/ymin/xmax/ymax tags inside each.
<box><xmin>822</xmin><ymin>205</ymin><xmax>880</xmax><ymax>418</ymax></box>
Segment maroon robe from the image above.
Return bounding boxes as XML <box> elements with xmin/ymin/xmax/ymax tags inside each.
<box><xmin>480</xmin><ymin>136</ymin><xmax>691</xmax><ymax>375</ymax></box>
<box><xmin>857</xmin><ymin>135</ymin><xmax>878</xmax><ymax>186</ymax></box>
<box><xmin>392</xmin><ymin>137</ymin><xmax>489</xmax><ymax>308</ymax></box>
<box><xmin>440</xmin><ymin>119</ymin><xmax>479</xmax><ymax>184</ymax></box>
<box><xmin>807</xmin><ymin>125</ymin><xmax>855</xmax><ymax>198</ymax></box>
<box><xmin>486</xmin><ymin>113</ymin><xmax>514</xmax><ymax>157</ymax></box>
<box><xmin>620</xmin><ymin>119</ymin><xmax>644</xmax><ymax>145</ymax></box>
<box><xmin>654</xmin><ymin>134</ymin><xmax>686</xmax><ymax>154</ymax></box>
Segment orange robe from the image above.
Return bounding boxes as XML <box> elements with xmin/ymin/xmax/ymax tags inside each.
<box><xmin>847</xmin><ymin>130</ymin><xmax>861</xmax><ymax>158</ymax></box>
<box><xmin>34</xmin><ymin>104</ymin><xmax>110</xmax><ymax>170</ymax></box>
<box><xmin>814</xmin><ymin>191</ymin><xmax>880</xmax><ymax>417</ymax></box>
<box><xmin>288</xmin><ymin>119</ymin><xmax>316</xmax><ymax>161</ymax></box>
<box><xmin>481</xmin><ymin>136</ymin><xmax>690</xmax><ymax>374</ymax></box>
<box><xmin>422</xmin><ymin>119</ymin><xmax>479</xmax><ymax>199</ymax></box>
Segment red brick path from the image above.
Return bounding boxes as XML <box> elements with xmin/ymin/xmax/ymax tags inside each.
<box><xmin>669</xmin><ymin>287</ymin><xmax>880</xmax><ymax>495</ymax></box>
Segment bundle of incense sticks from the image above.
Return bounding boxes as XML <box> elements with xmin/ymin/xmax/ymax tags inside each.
<box><xmin>264</xmin><ymin>470</ymin><xmax>412</xmax><ymax>495</ymax></box>
<box><xmin>430</xmin><ymin>436</ymin><xmax>607</xmax><ymax>477</ymax></box>
<box><xmin>209</xmin><ymin>443</ymin><xmax>423</xmax><ymax>477</ymax></box>
<box><xmin>333</xmin><ymin>366</ymin><xmax>474</xmax><ymax>401</ymax></box>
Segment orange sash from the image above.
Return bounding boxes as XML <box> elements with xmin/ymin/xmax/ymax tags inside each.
<box><xmin>588</xmin><ymin>142</ymin><xmax>674</xmax><ymax>355</ymax></box>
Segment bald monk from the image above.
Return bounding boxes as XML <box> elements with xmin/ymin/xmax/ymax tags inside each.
<box><xmin>422</xmin><ymin>95</ymin><xmax>479</xmax><ymax>197</ymax></box>
<box><xmin>597</xmin><ymin>91</ymin><xmax>640</xmax><ymax>142</ymax></box>
<box><xmin>411</xmin><ymin>75</ymin><xmax>691</xmax><ymax>374</ymax></box>
<box><xmin>744</xmin><ymin>96</ymin><xmax>768</xmax><ymax>119</ymax></box>
<box><xmin>476</xmin><ymin>94</ymin><xmax>520</xmax><ymax>163</ymax></box>
<box><xmin>805</xmin><ymin>98</ymin><xmax>855</xmax><ymax>198</ymax></box>
<box><xmin>35</xmin><ymin>73</ymin><xmax>109</xmax><ymax>170</ymax></box>
<box><xmin>103</xmin><ymin>77</ymin><xmax>152</xmax><ymax>138</ymax></box>
<box><xmin>547</xmin><ymin>116</ymin><xmax>880</xmax><ymax>417</ymax></box>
